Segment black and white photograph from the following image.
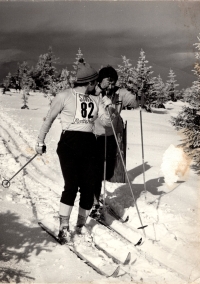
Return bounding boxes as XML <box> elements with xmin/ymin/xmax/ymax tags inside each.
<box><xmin>0</xmin><ymin>1</ymin><xmax>200</xmax><ymax>283</ymax></box>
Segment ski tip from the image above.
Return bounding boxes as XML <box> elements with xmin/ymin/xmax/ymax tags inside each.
<box><xmin>135</xmin><ymin>237</ymin><xmax>143</xmax><ymax>247</ymax></box>
<box><xmin>123</xmin><ymin>252</ymin><xmax>131</xmax><ymax>265</ymax></box>
<box><xmin>124</xmin><ymin>215</ymin><xmax>129</xmax><ymax>223</ymax></box>
<box><xmin>108</xmin><ymin>265</ymin><xmax>120</xmax><ymax>278</ymax></box>
<box><xmin>38</xmin><ymin>221</ymin><xmax>64</xmax><ymax>245</ymax></box>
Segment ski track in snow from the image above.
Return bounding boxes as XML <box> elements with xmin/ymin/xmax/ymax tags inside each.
<box><xmin>0</xmin><ymin>90</ymin><xmax>200</xmax><ymax>283</ymax></box>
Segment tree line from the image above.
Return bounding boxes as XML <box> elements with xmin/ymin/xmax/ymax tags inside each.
<box><xmin>1</xmin><ymin>41</ymin><xmax>200</xmax><ymax>168</ymax></box>
<box><xmin>2</xmin><ymin>47</ymin><xmax>181</xmax><ymax>111</ymax></box>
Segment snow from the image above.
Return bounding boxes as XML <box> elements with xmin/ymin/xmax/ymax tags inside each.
<box><xmin>0</xmin><ymin>89</ymin><xmax>200</xmax><ymax>283</ymax></box>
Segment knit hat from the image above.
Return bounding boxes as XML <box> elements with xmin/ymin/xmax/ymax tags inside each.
<box><xmin>76</xmin><ymin>58</ymin><xmax>98</xmax><ymax>83</ymax></box>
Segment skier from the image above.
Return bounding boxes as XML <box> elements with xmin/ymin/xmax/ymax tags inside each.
<box><xmin>35</xmin><ymin>59</ymin><xmax>113</xmax><ymax>243</ymax></box>
<box><xmin>92</xmin><ymin>66</ymin><xmax>138</xmax><ymax>207</ymax></box>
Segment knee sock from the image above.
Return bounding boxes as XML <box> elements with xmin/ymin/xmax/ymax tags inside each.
<box><xmin>76</xmin><ymin>214</ymin><xmax>87</xmax><ymax>228</ymax></box>
<box><xmin>59</xmin><ymin>215</ymin><xmax>70</xmax><ymax>231</ymax></box>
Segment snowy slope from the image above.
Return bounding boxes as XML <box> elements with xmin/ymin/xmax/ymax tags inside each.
<box><xmin>0</xmin><ymin>89</ymin><xmax>200</xmax><ymax>283</ymax></box>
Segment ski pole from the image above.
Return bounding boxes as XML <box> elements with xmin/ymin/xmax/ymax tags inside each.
<box><xmin>103</xmin><ymin>133</ymin><xmax>107</xmax><ymax>212</ymax></box>
<box><xmin>106</xmin><ymin>107</ymin><xmax>146</xmax><ymax>237</ymax></box>
<box><xmin>2</xmin><ymin>153</ymin><xmax>38</xmax><ymax>188</ymax></box>
<box><xmin>139</xmin><ymin>100</ymin><xmax>147</xmax><ymax>198</ymax></box>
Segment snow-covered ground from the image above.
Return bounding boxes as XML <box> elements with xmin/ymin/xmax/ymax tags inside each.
<box><xmin>0</xmin><ymin>88</ymin><xmax>200</xmax><ymax>283</ymax></box>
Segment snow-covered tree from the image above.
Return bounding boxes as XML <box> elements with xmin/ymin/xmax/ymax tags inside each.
<box><xmin>151</xmin><ymin>75</ymin><xmax>168</xmax><ymax>108</ymax></box>
<box><xmin>171</xmin><ymin>33</ymin><xmax>200</xmax><ymax>167</ymax></box>
<box><xmin>135</xmin><ymin>49</ymin><xmax>155</xmax><ymax>111</ymax></box>
<box><xmin>48</xmin><ymin>67</ymin><xmax>71</xmax><ymax>98</ymax></box>
<box><xmin>3</xmin><ymin>72</ymin><xmax>12</xmax><ymax>94</ymax></box>
<box><xmin>182</xmin><ymin>87</ymin><xmax>193</xmax><ymax>102</ymax></box>
<box><xmin>33</xmin><ymin>47</ymin><xmax>58</xmax><ymax>93</ymax></box>
<box><xmin>57</xmin><ymin>68</ymin><xmax>71</xmax><ymax>91</ymax></box>
<box><xmin>16</xmin><ymin>61</ymin><xmax>34</xmax><ymax>109</ymax></box>
<box><xmin>20</xmin><ymin>62</ymin><xmax>34</xmax><ymax>90</ymax></box>
<box><xmin>70</xmin><ymin>48</ymin><xmax>84</xmax><ymax>86</ymax></box>
<box><xmin>117</xmin><ymin>56</ymin><xmax>135</xmax><ymax>88</ymax></box>
<box><xmin>72</xmin><ymin>48</ymin><xmax>84</xmax><ymax>74</ymax></box>
<box><xmin>165</xmin><ymin>69</ymin><xmax>179</xmax><ymax>102</ymax></box>
<box><xmin>21</xmin><ymin>92</ymin><xmax>29</xmax><ymax>109</ymax></box>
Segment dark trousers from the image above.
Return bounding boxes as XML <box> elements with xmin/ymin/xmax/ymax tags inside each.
<box><xmin>94</xmin><ymin>135</ymin><xmax>117</xmax><ymax>202</ymax></box>
<box><xmin>57</xmin><ymin>131</ymin><xmax>96</xmax><ymax>210</ymax></box>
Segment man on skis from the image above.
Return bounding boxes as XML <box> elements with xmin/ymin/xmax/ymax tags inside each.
<box><xmin>92</xmin><ymin>66</ymin><xmax>138</xmax><ymax>208</ymax></box>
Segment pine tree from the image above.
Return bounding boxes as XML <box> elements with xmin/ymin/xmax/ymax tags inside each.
<box><xmin>17</xmin><ymin>61</ymin><xmax>34</xmax><ymax>109</ymax></box>
<box><xmin>135</xmin><ymin>49</ymin><xmax>155</xmax><ymax>111</ymax></box>
<box><xmin>171</xmin><ymin>33</ymin><xmax>200</xmax><ymax>168</ymax></box>
<box><xmin>70</xmin><ymin>48</ymin><xmax>84</xmax><ymax>86</ymax></box>
<box><xmin>72</xmin><ymin>48</ymin><xmax>84</xmax><ymax>74</ymax></box>
<box><xmin>57</xmin><ymin>68</ymin><xmax>71</xmax><ymax>91</ymax></box>
<box><xmin>48</xmin><ymin>67</ymin><xmax>70</xmax><ymax>99</ymax></box>
<box><xmin>182</xmin><ymin>87</ymin><xmax>193</xmax><ymax>103</ymax></box>
<box><xmin>3</xmin><ymin>72</ymin><xmax>12</xmax><ymax>94</ymax></box>
<box><xmin>117</xmin><ymin>56</ymin><xmax>135</xmax><ymax>88</ymax></box>
<box><xmin>18</xmin><ymin>62</ymin><xmax>34</xmax><ymax>94</ymax></box>
<box><xmin>165</xmin><ymin>69</ymin><xmax>179</xmax><ymax>102</ymax></box>
<box><xmin>151</xmin><ymin>75</ymin><xmax>168</xmax><ymax>108</ymax></box>
<box><xmin>13</xmin><ymin>66</ymin><xmax>22</xmax><ymax>92</ymax></box>
<box><xmin>33</xmin><ymin>47</ymin><xmax>58</xmax><ymax>93</ymax></box>
<box><xmin>21</xmin><ymin>92</ymin><xmax>29</xmax><ymax>109</ymax></box>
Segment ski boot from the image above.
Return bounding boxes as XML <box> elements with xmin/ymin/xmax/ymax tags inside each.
<box><xmin>89</xmin><ymin>203</ymin><xmax>101</xmax><ymax>220</ymax></box>
<box><xmin>58</xmin><ymin>225</ymin><xmax>70</xmax><ymax>244</ymax></box>
<box><xmin>75</xmin><ymin>214</ymin><xmax>88</xmax><ymax>234</ymax></box>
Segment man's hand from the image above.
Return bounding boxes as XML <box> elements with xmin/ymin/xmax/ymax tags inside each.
<box><xmin>102</xmin><ymin>96</ymin><xmax>112</xmax><ymax>108</ymax></box>
<box><xmin>35</xmin><ymin>143</ymin><xmax>46</xmax><ymax>155</ymax></box>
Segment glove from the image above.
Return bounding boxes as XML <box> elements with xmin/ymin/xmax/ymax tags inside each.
<box><xmin>102</xmin><ymin>96</ymin><xmax>112</xmax><ymax>109</ymax></box>
<box><xmin>35</xmin><ymin>142</ymin><xmax>46</xmax><ymax>155</ymax></box>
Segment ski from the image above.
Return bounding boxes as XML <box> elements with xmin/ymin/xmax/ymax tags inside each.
<box><xmin>89</xmin><ymin>207</ymin><xmax>143</xmax><ymax>248</ymax></box>
<box><xmin>86</xmin><ymin>217</ymin><xmax>133</xmax><ymax>266</ymax></box>
<box><xmin>95</xmin><ymin>243</ymin><xmax>131</xmax><ymax>265</ymax></box>
<box><xmin>38</xmin><ymin>221</ymin><xmax>120</xmax><ymax>278</ymax></box>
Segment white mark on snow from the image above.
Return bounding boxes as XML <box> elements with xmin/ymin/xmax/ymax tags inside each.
<box><xmin>160</xmin><ymin>144</ymin><xmax>191</xmax><ymax>188</ymax></box>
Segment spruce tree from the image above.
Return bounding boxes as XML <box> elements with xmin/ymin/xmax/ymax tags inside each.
<box><xmin>48</xmin><ymin>67</ymin><xmax>70</xmax><ymax>98</ymax></box>
<box><xmin>117</xmin><ymin>56</ymin><xmax>135</xmax><ymax>88</ymax></box>
<box><xmin>3</xmin><ymin>72</ymin><xmax>12</xmax><ymax>93</ymax></box>
<box><xmin>72</xmin><ymin>48</ymin><xmax>84</xmax><ymax>74</ymax></box>
<box><xmin>13</xmin><ymin>66</ymin><xmax>22</xmax><ymax>92</ymax></box>
<box><xmin>151</xmin><ymin>75</ymin><xmax>168</xmax><ymax>108</ymax></box>
<box><xmin>171</xmin><ymin>34</ymin><xmax>200</xmax><ymax>168</ymax></box>
<box><xmin>17</xmin><ymin>61</ymin><xmax>34</xmax><ymax>109</ymax></box>
<box><xmin>18</xmin><ymin>61</ymin><xmax>34</xmax><ymax>92</ymax></box>
<box><xmin>165</xmin><ymin>69</ymin><xmax>179</xmax><ymax>102</ymax></box>
<box><xmin>57</xmin><ymin>68</ymin><xmax>71</xmax><ymax>91</ymax></box>
<box><xmin>70</xmin><ymin>48</ymin><xmax>84</xmax><ymax>86</ymax></box>
<box><xmin>34</xmin><ymin>47</ymin><xmax>57</xmax><ymax>93</ymax></box>
<box><xmin>135</xmin><ymin>49</ymin><xmax>155</xmax><ymax>111</ymax></box>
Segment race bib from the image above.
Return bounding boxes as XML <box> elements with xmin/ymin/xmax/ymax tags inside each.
<box><xmin>73</xmin><ymin>93</ymin><xmax>97</xmax><ymax>125</ymax></box>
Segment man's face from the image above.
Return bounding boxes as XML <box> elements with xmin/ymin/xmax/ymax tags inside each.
<box><xmin>107</xmin><ymin>79</ymin><xmax>116</xmax><ymax>90</ymax></box>
<box><xmin>86</xmin><ymin>80</ymin><xmax>97</xmax><ymax>94</ymax></box>
<box><xmin>103</xmin><ymin>78</ymin><xmax>116</xmax><ymax>96</ymax></box>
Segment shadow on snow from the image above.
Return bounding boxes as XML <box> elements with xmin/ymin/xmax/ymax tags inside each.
<box><xmin>0</xmin><ymin>210</ymin><xmax>55</xmax><ymax>282</ymax></box>
<box><xmin>105</xmin><ymin>162</ymin><xmax>185</xmax><ymax>218</ymax></box>
<box><xmin>0</xmin><ymin>267</ymin><xmax>34</xmax><ymax>283</ymax></box>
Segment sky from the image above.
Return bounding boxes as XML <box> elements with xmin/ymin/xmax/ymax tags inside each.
<box><xmin>0</xmin><ymin>1</ymin><xmax>200</xmax><ymax>89</ymax></box>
